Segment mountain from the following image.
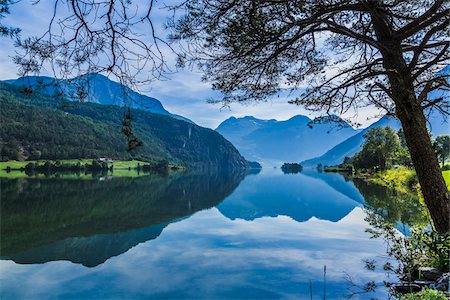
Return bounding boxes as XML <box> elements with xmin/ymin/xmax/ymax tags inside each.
<box><xmin>4</xmin><ymin>74</ymin><xmax>191</xmax><ymax>123</ymax></box>
<box><xmin>216</xmin><ymin>115</ymin><xmax>358</xmax><ymax>164</ymax></box>
<box><xmin>0</xmin><ymin>82</ymin><xmax>247</xmax><ymax>170</ymax></box>
<box><xmin>301</xmin><ymin>116</ymin><xmax>401</xmax><ymax>167</ymax></box>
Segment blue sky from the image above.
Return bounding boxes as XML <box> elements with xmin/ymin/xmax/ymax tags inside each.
<box><xmin>0</xmin><ymin>0</ymin><xmax>382</xmax><ymax>129</ymax></box>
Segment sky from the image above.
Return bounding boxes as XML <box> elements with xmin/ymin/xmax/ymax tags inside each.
<box><xmin>0</xmin><ymin>0</ymin><xmax>383</xmax><ymax>129</ymax></box>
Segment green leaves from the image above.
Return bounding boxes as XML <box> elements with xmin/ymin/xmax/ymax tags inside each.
<box><xmin>353</xmin><ymin>126</ymin><xmax>403</xmax><ymax>171</ymax></box>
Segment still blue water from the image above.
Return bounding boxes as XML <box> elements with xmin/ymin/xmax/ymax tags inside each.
<box><xmin>0</xmin><ymin>169</ymin><xmax>399</xmax><ymax>299</ymax></box>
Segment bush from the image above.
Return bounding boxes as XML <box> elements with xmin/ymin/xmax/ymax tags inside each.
<box><xmin>402</xmin><ymin>288</ymin><xmax>447</xmax><ymax>300</ymax></box>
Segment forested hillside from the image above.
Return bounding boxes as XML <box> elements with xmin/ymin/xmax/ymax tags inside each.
<box><xmin>0</xmin><ymin>83</ymin><xmax>247</xmax><ymax>170</ymax></box>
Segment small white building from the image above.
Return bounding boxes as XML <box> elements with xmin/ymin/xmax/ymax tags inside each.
<box><xmin>99</xmin><ymin>157</ymin><xmax>114</xmax><ymax>163</ymax></box>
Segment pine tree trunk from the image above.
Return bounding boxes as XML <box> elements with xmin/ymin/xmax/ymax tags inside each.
<box><xmin>396</xmin><ymin>101</ymin><xmax>449</xmax><ymax>233</ymax></box>
<box><xmin>384</xmin><ymin>64</ymin><xmax>449</xmax><ymax>232</ymax></box>
<box><xmin>384</xmin><ymin>65</ymin><xmax>450</xmax><ymax>232</ymax></box>
<box><xmin>369</xmin><ymin>8</ymin><xmax>450</xmax><ymax>232</ymax></box>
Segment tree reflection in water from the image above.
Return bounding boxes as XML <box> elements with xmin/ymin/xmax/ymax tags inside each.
<box><xmin>0</xmin><ymin>170</ymin><xmax>246</xmax><ymax>267</ymax></box>
<box><xmin>348</xmin><ymin>179</ymin><xmax>448</xmax><ymax>299</ymax></box>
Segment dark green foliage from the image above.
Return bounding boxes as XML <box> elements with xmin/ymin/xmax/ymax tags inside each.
<box><xmin>330</xmin><ymin>156</ymin><xmax>355</xmax><ymax>173</ymax></box>
<box><xmin>0</xmin><ymin>83</ymin><xmax>132</xmax><ymax>161</ymax></box>
<box><xmin>281</xmin><ymin>163</ymin><xmax>303</xmax><ymax>174</ymax></box>
<box><xmin>404</xmin><ymin>288</ymin><xmax>447</xmax><ymax>300</ymax></box>
<box><xmin>122</xmin><ymin>107</ymin><xmax>144</xmax><ymax>151</ymax></box>
<box><xmin>19</xmin><ymin>160</ymin><xmax>129</xmax><ymax>176</ymax></box>
<box><xmin>0</xmin><ymin>82</ymin><xmax>248</xmax><ymax>170</ymax></box>
<box><xmin>141</xmin><ymin>160</ymin><xmax>169</xmax><ymax>174</ymax></box>
<box><xmin>1</xmin><ymin>140</ymin><xmax>20</xmax><ymax>161</ymax></box>
<box><xmin>323</xmin><ymin>165</ymin><xmax>354</xmax><ymax>173</ymax></box>
<box><xmin>366</xmin><ymin>213</ymin><xmax>449</xmax><ymax>278</ymax></box>
<box><xmin>352</xmin><ymin>127</ymin><xmax>403</xmax><ymax>171</ymax></box>
<box><xmin>434</xmin><ymin>135</ymin><xmax>450</xmax><ymax>168</ymax></box>
<box><xmin>363</xmin><ymin>210</ymin><xmax>449</xmax><ymax>299</ymax></box>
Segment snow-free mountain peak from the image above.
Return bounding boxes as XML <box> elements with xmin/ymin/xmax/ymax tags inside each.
<box><xmin>5</xmin><ymin>74</ymin><xmax>191</xmax><ymax>123</ymax></box>
<box><xmin>216</xmin><ymin>115</ymin><xmax>358</xmax><ymax>165</ymax></box>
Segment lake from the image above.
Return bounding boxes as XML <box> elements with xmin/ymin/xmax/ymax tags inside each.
<box><xmin>0</xmin><ymin>168</ymin><xmax>423</xmax><ymax>299</ymax></box>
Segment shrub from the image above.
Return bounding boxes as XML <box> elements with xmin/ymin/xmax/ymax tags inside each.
<box><xmin>402</xmin><ymin>288</ymin><xmax>447</xmax><ymax>300</ymax></box>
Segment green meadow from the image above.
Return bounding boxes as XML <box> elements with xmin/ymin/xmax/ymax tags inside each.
<box><xmin>0</xmin><ymin>159</ymin><xmax>151</xmax><ymax>178</ymax></box>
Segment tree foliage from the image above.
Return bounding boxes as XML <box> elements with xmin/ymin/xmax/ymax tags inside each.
<box><xmin>352</xmin><ymin>126</ymin><xmax>402</xmax><ymax>170</ymax></box>
<box><xmin>171</xmin><ymin>0</ymin><xmax>449</xmax><ymax>117</ymax></box>
<box><xmin>10</xmin><ymin>0</ymin><xmax>173</xmax><ymax>91</ymax></box>
<box><xmin>0</xmin><ymin>0</ymin><xmax>19</xmax><ymax>38</ymax></box>
<box><xmin>434</xmin><ymin>135</ymin><xmax>450</xmax><ymax>167</ymax></box>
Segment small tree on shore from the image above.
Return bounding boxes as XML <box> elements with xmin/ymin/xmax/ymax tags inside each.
<box><xmin>435</xmin><ymin>135</ymin><xmax>450</xmax><ymax>168</ymax></box>
<box><xmin>352</xmin><ymin>127</ymin><xmax>402</xmax><ymax>171</ymax></box>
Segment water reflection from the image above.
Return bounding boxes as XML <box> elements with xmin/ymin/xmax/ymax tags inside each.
<box><xmin>218</xmin><ymin>171</ymin><xmax>363</xmax><ymax>222</ymax></box>
<box><xmin>353</xmin><ymin>178</ymin><xmax>429</xmax><ymax>228</ymax></box>
<box><xmin>1</xmin><ymin>171</ymin><xmax>245</xmax><ymax>267</ymax></box>
<box><xmin>0</xmin><ymin>169</ymin><xmax>420</xmax><ymax>299</ymax></box>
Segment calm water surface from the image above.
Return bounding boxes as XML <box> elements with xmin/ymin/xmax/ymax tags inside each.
<box><xmin>0</xmin><ymin>169</ymin><xmax>417</xmax><ymax>299</ymax></box>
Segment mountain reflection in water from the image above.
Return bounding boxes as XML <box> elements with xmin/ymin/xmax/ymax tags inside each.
<box><xmin>1</xmin><ymin>171</ymin><xmax>246</xmax><ymax>267</ymax></box>
<box><xmin>0</xmin><ymin>169</ymin><xmax>415</xmax><ymax>299</ymax></box>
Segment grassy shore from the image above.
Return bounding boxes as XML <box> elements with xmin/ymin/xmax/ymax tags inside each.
<box><xmin>0</xmin><ymin>159</ymin><xmax>183</xmax><ymax>178</ymax></box>
<box><xmin>371</xmin><ymin>166</ymin><xmax>450</xmax><ymax>194</ymax></box>
<box><xmin>443</xmin><ymin>170</ymin><xmax>450</xmax><ymax>188</ymax></box>
<box><xmin>323</xmin><ymin>166</ymin><xmax>353</xmax><ymax>173</ymax></box>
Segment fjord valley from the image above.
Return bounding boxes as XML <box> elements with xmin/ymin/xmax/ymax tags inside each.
<box><xmin>1</xmin><ymin>73</ymin><xmax>449</xmax><ymax>299</ymax></box>
<box><xmin>1</xmin><ymin>0</ymin><xmax>450</xmax><ymax>295</ymax></box>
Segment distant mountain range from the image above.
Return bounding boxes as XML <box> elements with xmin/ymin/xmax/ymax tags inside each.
<box><xmin>218</xmin><ymin>111</ymin><xmax>447</xmax><ymax>167</ymax></box>
<box><xmin>216</xmin><ymin>115</ymin><xmax>358</xmax><ymax>164</ymax></box>
<box><xmin>4</xmin><ymin>74</ymin><xmax>191</xmax><ymax>123</ymax></box>
<box><xmin>301</xmin><ymin>116</ymin><xmax>401</xmax><ymax>167</ymax></box>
